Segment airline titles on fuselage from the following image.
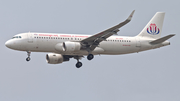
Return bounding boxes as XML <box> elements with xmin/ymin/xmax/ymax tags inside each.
<box><xmin>34</xmin><ymin>33</ymin><xmax>131</xmax><ymax>46</ymax></box>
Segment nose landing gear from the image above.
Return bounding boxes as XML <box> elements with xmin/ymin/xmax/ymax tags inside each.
<box><xmin>26</xmin><ymin>51</ymin><xmax>31</xmax><ymax>61</ymax></box>
<box><xmin>26</xmin><ymin>57</ymin><xmax>30</xmax><ymax>61</ymax></box>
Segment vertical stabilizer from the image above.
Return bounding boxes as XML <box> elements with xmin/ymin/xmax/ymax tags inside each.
<box><xmin>137</xmin><ymin>12</ymin><xmax>165</xmax><ymax>39</ymax></box>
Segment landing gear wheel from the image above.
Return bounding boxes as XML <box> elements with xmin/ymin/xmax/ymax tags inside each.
<box><xmin>87</xmin><ymin>54</ymin><xmax>94</xmax><ymax>60</ymax></box>
<box><xmin>26</xmin><ymin>51</ymin><xmax>31</xmax><ymax>62</ymax></box>
<box><xmin>26</xmin><ymin>57</ymin><xmax>30</xmax><ymax>61</ymax></box>
<box><xmin>76</xmin><ymin>62</ymin><xmax>82</xmax><ymax>68</ymax></box>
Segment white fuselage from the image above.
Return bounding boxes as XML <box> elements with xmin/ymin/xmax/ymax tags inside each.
<box><xmin>4</xmin><ymin>11</ymin><xmax>174</xmax><ymax>68</ymax></box>
<box><xmin>5</xmin><ymin>33</ymin><xmax>170</xmax><ymax>56</ymax></box>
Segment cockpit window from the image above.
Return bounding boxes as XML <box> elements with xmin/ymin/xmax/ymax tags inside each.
<box><xmin>19</xmin><ymin>36</ymin><xmax>22</xmax><ymax>38</ymax></box>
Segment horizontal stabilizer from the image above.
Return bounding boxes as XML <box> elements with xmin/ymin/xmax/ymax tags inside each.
<box><xmin>150</xmin><ymin>34</ymin><xmax>175</xmax><ymax>44</ymax></box>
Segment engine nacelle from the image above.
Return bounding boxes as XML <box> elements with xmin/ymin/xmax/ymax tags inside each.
<box><xmin>55</xmin><ymin>43</ymin><xmax>65</xmax><ymax>52</ymax></box>
<box><xmin>46</xmin><ymin>53</ymin><xmax>69</xmax><ymax>64</ymax></box>
<box><xmin>63</xmin><ymin>42</ymin><xmax>81</xmax><ymax>52</ymax></box>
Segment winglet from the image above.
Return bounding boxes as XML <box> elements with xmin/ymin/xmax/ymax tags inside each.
<box><xmin>127</xmin><ymin>10</ymin><xmax>135</xmax><ymax>21</ymax></box>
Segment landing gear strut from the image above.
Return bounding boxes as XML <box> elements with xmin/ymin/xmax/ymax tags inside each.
<box><xmin>26</xmin><ymin>51</ymin><xmax>31</xmax><ymax>61</ymax></box>
<box><xmin>87</xmin><ymin>54</ymin><xmax>94</xmax><ymax>60</ymax></box>
<box><xmin>74</xmin><ymin>56</ymin><xmax>83</xmax><ymax>68</ymax></box>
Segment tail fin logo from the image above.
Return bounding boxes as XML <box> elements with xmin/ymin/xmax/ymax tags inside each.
<box><xmin>147</xmin><ymin>23</ymin><xmax>160</xmax><ymax>35</ymax></box>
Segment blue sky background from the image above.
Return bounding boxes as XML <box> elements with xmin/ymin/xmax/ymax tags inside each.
<box><xmin>0</xmin><ymin>0</ymin><xmax>180</xmax><ymax>101</ymax></box>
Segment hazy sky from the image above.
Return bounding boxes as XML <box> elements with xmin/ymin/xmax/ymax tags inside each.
<box><xmin>1</xmin><ymin>0</ymin><xmax>180</xmax><ymax>101</ymax></box>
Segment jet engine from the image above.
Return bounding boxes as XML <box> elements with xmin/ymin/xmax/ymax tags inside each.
<box><xmin>63</xmin><ymin>42</ymin><xmax>81</xmax><ymax>52</ymax></box>
<box><xmin>46</xmin><ymin>53</ymin><xmax>69</xmax><ymax>64</ymax></box>
<box><xmin>55</xmin><ymin>42</ymin><xmax>81</xmax><ymax>52</ymax></box>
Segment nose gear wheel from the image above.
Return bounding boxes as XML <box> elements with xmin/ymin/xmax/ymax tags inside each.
<box><xmin>26</xmin><ymin>57</ymin><xmax>31</xmax><ymax>61</ymax></box>
<box><xmin>26</xmin><ymin>51</ymin><xmax>31</xmax><ymax>62</ymax></box>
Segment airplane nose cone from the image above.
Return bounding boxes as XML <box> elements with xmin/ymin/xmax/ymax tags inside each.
<box><xmin>5</xmin><ymin>40</ymin><xmax>12</xmax><ymax>48</ymax></box>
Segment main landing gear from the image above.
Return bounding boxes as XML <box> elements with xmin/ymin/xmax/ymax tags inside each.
<box><xmin>75</xmin><ymin>54</ymin><xmax>94</xmax><ymax>68</ymax></box>
<box><xmin>26</xmin><ymin>51</ymin><xmax>31</xmax><ymax>61</ymax></box>
<box><xmin>74</xmin><ymin>56</ymin><xmax>83</xmax><ymax>68</ymax></box>
<box><xmin>75</xmin><ymin>58</ymin><xmax>82</xmax><ymax>68</ymax></box>
<box><xmin>87</xmin><ymin>54</ymin><xmax>94</xmax><ymax>60</ymax></box>
<box><xmin>76</xmin><ymin>61</ymin><xmax>82</xmax><ymax>68</ymax></box>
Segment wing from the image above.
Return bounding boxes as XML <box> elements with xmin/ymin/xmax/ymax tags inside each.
<box><xmin>81</xmin><ymin>10</ymin><xmax>135</xmax><ymax>51</ymax></box>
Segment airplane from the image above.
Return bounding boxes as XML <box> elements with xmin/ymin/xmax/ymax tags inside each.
<box><xmin>5</xmin><ymin>10</ymin><xmax>175</xmax><ymax>68</ymax></box>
